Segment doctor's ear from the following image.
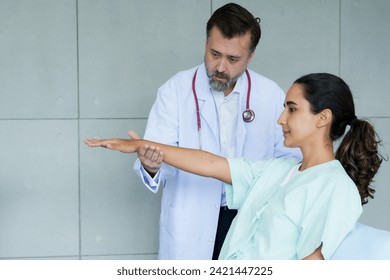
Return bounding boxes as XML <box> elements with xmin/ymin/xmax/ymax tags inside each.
<box><xmin>317</xmin><ymin>109</ymin><xmax>332</xmax><ymax>128</ymax></box>
<box><xmin>247</xmin><ymin>51</ymin><xmax>255</xmax><ymax>64</ymax></box>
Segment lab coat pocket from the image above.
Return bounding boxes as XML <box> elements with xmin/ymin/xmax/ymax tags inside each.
<box><xmin>159</xmin><ymin>203</ymin><xmax>190</xmax><ymax>258</ymax></box>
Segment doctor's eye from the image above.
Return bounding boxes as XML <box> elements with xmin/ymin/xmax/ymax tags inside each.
<box><xmin>211</xmin><ymin>51</ymin><xmax>221</xmax><ymax>58</ymax></box>
<box><xmin>228</xmin><ymin>56</ymin><xmax>240</xmax><ymax>63</ymax></box>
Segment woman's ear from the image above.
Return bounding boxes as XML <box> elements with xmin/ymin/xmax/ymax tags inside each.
<box><xmin>317</xmin><ymin>109</ymin><xmax>332</xmax><ymax>128</ymax></box>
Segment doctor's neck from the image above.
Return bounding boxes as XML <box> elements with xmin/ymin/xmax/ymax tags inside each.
<box><xmin>223</xmin><ymin>83</ymin><xmax>236</xmax><ymax>96</ymax></box>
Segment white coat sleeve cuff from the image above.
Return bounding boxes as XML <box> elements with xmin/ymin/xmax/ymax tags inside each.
<box><xmin>140</xmin><ymin>167</ymin><xmax>161</xmax><ymax>192</ymax></box>
<box><xmin>133</xmin><ymin>159</ymin><xmax>161</xmax><ymax>193</ymax></box>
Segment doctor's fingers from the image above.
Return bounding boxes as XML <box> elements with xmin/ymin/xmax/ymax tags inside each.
<box><xmin>138</xmin><ymin>153</ymin><xmax>163</xmax><ymax>171</ymax></box>
<box><xmin>138</xmin><ymin>145</ymin><xmax>163</xmax><ymax>163</ymax></box>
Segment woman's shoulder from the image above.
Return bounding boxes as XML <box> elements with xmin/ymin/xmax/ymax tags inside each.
<box><xmin>303</xmin><ymin>160</ymin><xmax>357</xmax><ymax>193</ymax></box>
<box><xmin>229</xmin><ymin>157</ymin><xmax>299</xmax><ymax>168</ymax></box>
<box><xmin>228</xmin><ymin>157</ymin><xmax>299</xmax><ymax>177</ymax></box>
<box><xmin>319</xmin><ymin>160</ymin><xmax>354</xmax><ymax>182</ymax></box>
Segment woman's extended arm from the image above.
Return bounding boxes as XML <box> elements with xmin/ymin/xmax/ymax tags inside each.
<box><xmin>84</xmin><ymin>132</ymin><xmax>232</xmax><ymax>184</ymax></box>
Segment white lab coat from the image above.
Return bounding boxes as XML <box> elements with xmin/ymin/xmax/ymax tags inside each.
<box><xmin>134</xmin><ymin>63</ymin><xmax>300</xmax><ymax>259</ymax></box>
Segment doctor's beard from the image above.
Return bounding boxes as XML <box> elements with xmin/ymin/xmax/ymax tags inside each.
<box><xmin>207</xmin><ymin>70</ymin><xmax>241</xmax><ymax>92</ymax></box>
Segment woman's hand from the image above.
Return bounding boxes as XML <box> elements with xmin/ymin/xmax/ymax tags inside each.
<box><xmin>84</xmin><ymin>131</ymin><xmax>142</xmax><ymax>153</ymax></box>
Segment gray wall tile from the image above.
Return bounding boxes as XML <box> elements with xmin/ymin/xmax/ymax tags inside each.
<box><xmin>341</xmin><ymin>0</ymin><xmax>390</xmax><ymax>117</ymax></box>
<box><xmin>0</xmin><ymin>120</ymin><xmax>79</xmax><ymax>258</ymax></box>
<box><xmin>80</xmin><ymin>119</ymin><xmax>161</xmax><ymax>255</ymax></box>
<box><xmin>78</xmin><ymin>0</ymin><xmax>210</xmax><ymax>118</ymax></box>
<box><xmin>82</xmin><ymin>254</ymin><xmax>157</xmax><ymax>260</ymax></box>
<box><xmin>0</xmin><ymin>0</ymin><xmax>78</xmax><ymax>119</ymax></box>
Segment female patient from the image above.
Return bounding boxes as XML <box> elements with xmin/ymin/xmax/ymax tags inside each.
<box><xmin>85</xmin><ymin>73</ymin><xmax>383</xmax><ymax>260</ymax></box>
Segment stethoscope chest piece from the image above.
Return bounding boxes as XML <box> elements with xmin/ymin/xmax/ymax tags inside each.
<box><xmin>242</xmin><ymin>109</ymin><xmax>255</xmax><ymax>122</ymax></box>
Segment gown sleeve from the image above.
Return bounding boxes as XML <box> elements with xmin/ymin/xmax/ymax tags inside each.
<box><xmin>224</xmin><ymin>158</ymin><xmax>273</xmax><ymax>209</ymax></box>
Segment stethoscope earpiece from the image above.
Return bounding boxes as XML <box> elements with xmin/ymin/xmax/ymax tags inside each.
<box><xmin>242</xmin><ymin>109</ymin><xmax>255</xmax><ymax>122</ymax></box>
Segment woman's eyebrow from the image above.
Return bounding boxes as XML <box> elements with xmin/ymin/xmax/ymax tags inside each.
<box><xmin>285</xmin><ymin>100</ymin><xmax>298</xmax><ymax>106</ymax></box>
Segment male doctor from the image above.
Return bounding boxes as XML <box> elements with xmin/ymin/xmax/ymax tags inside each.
<box><xmin>132</xmin><ymin>3</ymin><xmax>300</xmax><ymax>259</ymax></box>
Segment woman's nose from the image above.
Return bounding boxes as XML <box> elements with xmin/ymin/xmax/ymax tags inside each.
<box><xmin>277</xmin><ymin>110</ymin><xmax>286</xmax><ymax>125</ymax></box>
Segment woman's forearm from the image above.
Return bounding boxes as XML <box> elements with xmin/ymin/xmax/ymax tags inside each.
<box><xmin>134</xmin><ymin>139</ymin><xmax>232</xmax><ymax>184</ymax></box>
<box><xmin>85</xmin><ymin>137</ymin><xmax>232</xmax><ymax>184</ymax></box>
<box><xmin>158</xmin><ymin>142</ymin><xmax>231</xmax><ymax>184</ymax></box>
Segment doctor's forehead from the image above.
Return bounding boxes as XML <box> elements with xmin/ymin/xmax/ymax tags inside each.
<box><xmin>206</xmin><ymin>27</ymin><xmax>251</xmax><ymax>54</ymax></box>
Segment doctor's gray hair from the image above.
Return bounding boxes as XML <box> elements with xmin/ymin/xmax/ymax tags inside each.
<box><xmin>206</xmin><ymin>3</ymin><xmax>261</xmax><ymax>54</ymax></box>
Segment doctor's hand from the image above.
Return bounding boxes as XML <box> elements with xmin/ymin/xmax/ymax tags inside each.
<box><xmin>128</xmin><ymin>131</ymin><xmax>163</xmax><ymax>175</ymax></box>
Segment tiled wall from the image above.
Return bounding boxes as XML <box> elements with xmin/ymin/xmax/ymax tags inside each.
<box><xmin>0</xmin><ymin>0</ymin><xmax>389</xmax><ymax>259</ymax></box>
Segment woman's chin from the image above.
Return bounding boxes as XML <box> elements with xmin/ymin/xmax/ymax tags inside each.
<box><xmin>283</xmin><ymin>140</ymin><xmax>297</xmax><ymax>149</ymax></box>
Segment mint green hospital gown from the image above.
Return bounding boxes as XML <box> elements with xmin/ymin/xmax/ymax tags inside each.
<box><xmin>219</xmin><ymin>158</ymin><xmax>362</xmax><ymax>260</ymax></box>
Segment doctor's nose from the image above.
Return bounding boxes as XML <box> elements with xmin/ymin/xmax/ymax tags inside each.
<box><xmin>216</xmin><ymin>59</ymin><xmax>227</xmax><ymax>73</ymax></box>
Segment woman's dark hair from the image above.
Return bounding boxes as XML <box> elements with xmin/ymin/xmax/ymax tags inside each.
<box><xmin>206</xmin><ymin>3</ymin><xmax>261</xmax><ymax>54</ymax></box>
<box><xmin>294</xmin><ymin>73</ymin><xmax>384</xmax><ymax>205</ymax></box>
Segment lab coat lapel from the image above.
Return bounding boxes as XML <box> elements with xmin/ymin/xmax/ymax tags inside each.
<box><xmin>235</xmin><ymin>108</ymin><xmax>247</xmax><ymax>156</ymax></box>
<box><xmin>235</xmin><ymin>74</ymin><xmax>248</xmax><ymax>156</ymax></box>
<box><xmin>196</xmin><ymin>65</ymin><xmax>219</xmax><ymax>142</ymax></box>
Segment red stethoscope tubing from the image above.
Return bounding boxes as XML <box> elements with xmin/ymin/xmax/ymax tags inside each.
<box><xmin>191</xmin><ymin>68</ymin><xmax>254</xmax><ymax>131</ymax></box>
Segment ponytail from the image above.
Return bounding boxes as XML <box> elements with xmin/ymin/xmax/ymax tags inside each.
<box><xmin>335</xmin><ymin>119</ymin><xmax>384</xmax><ymax>204</ymax></box>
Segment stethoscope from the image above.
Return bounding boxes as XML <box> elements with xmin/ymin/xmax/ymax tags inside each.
<box><xmin>191</xmin><ymin>68</ymin><xmax>255</xmax><ymax>133</ymax></box>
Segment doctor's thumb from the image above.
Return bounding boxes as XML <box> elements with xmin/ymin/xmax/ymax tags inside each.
<box><xmin>128</xmin><ymin>130</ymin><xmax>141</xmax><ymax>140</ymax></box>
